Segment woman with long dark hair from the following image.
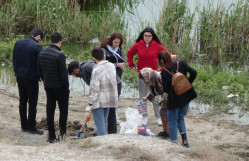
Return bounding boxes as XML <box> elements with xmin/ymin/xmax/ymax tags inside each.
<box><xmin>127</xmin><ymin>27</ymin><xmax>170</xmax><ymax>125</ymax></box>
<box><xmin>100</xmin><ymin>32</ymin><xmax>125</xmax><ymax>133</ymax></box>
<box><xmin>158</xmin><ymin>50</ymin><xmax>197</xmax><ymax>147</ymax></box>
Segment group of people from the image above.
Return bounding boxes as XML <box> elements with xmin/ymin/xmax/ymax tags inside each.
<box><xmin>13</xmin><ymin>27</ymin><xmax>197</xmax><ymax>147</ymax></box>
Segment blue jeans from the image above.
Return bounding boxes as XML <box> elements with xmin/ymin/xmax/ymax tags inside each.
<box><xmin>92</xmin><ymin>108</ymin><xmax>110</xmax><ymax>136</ymax></box>
<box><xmin>167</xmin><ymin>103</ymin><xmax>189</xmax><ymax>142</ymax></box>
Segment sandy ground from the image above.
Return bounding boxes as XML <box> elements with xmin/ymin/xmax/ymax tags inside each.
<box><xmin>0</xmin><ymin>83</ymin><xmax>248</xmax><ymax>161</ymax></box>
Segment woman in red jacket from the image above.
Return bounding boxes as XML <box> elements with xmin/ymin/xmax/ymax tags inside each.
<box><xmin>127</xmin><ymin>27</ymin><xmax>170</xmax><ymax>125</ymax></box>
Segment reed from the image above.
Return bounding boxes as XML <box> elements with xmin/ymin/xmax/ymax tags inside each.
<box><xmin>0</xmin><ymin>0</ymin><xmax>127</xmax><ymax>43</ymax></box>
<box><xmin>197</xmin><ymin>0</ymin><xmax>249</xmax><ymax>64</ymax></box>
<box><xmin>157</xmin><ymin>0</ymin><xmax>248</xmax><ymax>64</ymax></box>
<box><xmin>157</xmin><ymin>0</ymin><xmax>194</xmax><ymax>62</ymax></box>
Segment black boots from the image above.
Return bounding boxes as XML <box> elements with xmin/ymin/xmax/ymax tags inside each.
<box><xmin>181</xmin><ymin>133</ymin><xmax>190</xmax><ymax>148</ymax></box>
<box><xmin>157</xmin><ymin>131</ymin><xmax>170</xmax><ymax>139</ymax></box>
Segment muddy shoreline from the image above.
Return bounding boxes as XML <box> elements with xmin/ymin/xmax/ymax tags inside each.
<box><xmin>0</xmin><ymin>83</ymin><xmax>248</xmax><ymax>160</ymax></box>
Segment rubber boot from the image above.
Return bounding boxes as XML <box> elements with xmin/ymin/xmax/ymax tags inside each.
<box><xmin>181</xmin><ymin>133</ymin><xmax>190</xmax><ymax>148</ymax></box>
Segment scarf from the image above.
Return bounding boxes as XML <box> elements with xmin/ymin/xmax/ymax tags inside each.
<box><xmin>107</xmin><ymin>45</ymin><xmax>125</xmax><ymax>63</ymax></box>
<box><xmin>140</xmin><ymin>68</ymin><xmax>157</xmax><ymax>86</ymax></box>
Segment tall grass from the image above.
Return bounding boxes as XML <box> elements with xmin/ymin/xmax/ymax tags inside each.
<box><xmin>157</xmin><ymin>0</ymin><xmax>195</xmax><ymax>61</ymax></box>
<box><xmin>0</xmin><ymin>0</ymin><xmax>127</xmax><ymax>43</ymax></box>
<box><xmin>157</xmin><ymin>0</ymin><xmax>249</xmax><ymax>64</ymax></box>
<box><xmin>198</xmin><ymin>0</ymin><xmax>249</xmax><ymax>64</ymax></box>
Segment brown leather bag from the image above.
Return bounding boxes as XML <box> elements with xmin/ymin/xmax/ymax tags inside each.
<box><xmin>164</xmin><ymin>61</ymin><xmax>192</xmax><ymax>95</ymax></box>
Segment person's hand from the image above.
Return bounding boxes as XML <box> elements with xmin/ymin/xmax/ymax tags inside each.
<box><xmin>117</xmin><ymin>62</ymin><xmax>125</xmax><ymax>69</ymax></box>
<box><xmin>142</xmin><ymin>97</ymin><xmax>147</xmax><ymax>102</ymax></box>
<box><xmin>85</xmin><ymin>105</ymin><xmax>92</xmax><ymax>112</ymax></box>
<box><xmin>132</xmin><ymin>67</ymin><xmax>137</xmax><ymax>72</ymax></box>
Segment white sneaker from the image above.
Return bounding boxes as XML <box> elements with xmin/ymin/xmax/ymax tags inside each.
<box><xmin>157</xmin><ymin>118</ymin><xmax>162</xmax><ymax>126</ymax></box>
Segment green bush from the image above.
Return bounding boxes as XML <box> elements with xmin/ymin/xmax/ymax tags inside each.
<box><xmin>194</xmin><ymin>64</ymin><xmax>248</xmax><ymax>113</ymax></box>
<box><xmin>0</xmin><ymin>40</ymin><xmax>16</xmax><ymax>65</ymax></box>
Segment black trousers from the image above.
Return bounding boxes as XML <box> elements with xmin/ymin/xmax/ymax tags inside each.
<box><xmin>17</xmin><ymin>77</ymin><xmax>39</xmax><ymax>130</ymax></box>
<box><xmin>108</xmin><ymin>107</ymin><xmax>117</xmax><ymax>134</ymax></box>
<box><xmin>45</xmin><ymin>87</ymin><xmax>69</xmax><ymax>140</ymax></box>
<box><xmin>107</xmin><ymin>83</ymin><xmax>122</xmax><ymax>134</ymax></box>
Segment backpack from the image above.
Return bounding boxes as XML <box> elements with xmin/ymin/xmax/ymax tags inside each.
<box><xmin>164</xmin><ymin>61</ymin><xmax>192</xmax><ymax>95</ymax></box>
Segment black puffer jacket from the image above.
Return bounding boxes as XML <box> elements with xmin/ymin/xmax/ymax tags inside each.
<box><xmin>161</xmin><ymin>60</ymin><xmax>197</xmax><ymax>109</ymax></box>
<box><xmin>38</xmin><ymin>44</ymin><xmax>69</xmax><ymax>89</ymax></box>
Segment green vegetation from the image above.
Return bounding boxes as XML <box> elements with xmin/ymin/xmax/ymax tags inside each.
<box><xmin>0</xmin><ymin>0</ymin><xmax>127</xmax><ymax>43</ymax></box>
<box><xmin>157</xmin><ymin>0</ymin><xmax>195</xmax><ymax>61</ymax></box>
<box><xmin>157</xmin><ymin>0</ymin><xmax>249</xmax><ymax>64</ymax></box>
<box><xmin>198</xmin><ymin>0</ymin><xmax>249</xmax><ymax>64</ymax></box>
<box><xmin>0</xmin><ymin>39</ymin><xmax>16</xmax><ymax>65</ymax></box>
<box><xmin>193</xmin><ymin>64</ymin><xmax>249</xmax><ymax>113</ymax></box>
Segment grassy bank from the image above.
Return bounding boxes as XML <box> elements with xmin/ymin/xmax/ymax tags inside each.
<box><xmin>193</xmin><ymin>64</ymin><xmax>249</xmax><ymax>113</ymax></box>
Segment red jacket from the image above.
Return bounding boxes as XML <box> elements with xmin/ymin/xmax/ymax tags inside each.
<box><xmin>127</xmin><ymin>39</ymin><xmax>169</xmax><ymax>71</ymax></box>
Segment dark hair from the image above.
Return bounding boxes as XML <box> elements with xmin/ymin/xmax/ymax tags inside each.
<box><xmin>51</xmin><ymin>32</ymin><xmax>62</xmax><ymax>43</ymax></box>
<box><xmin>68</xmin><ymin>61</ymin><xmax>79</xmax><ymax>75</ymax></box>
<box><xmin>91</xmin><ymin>48</ymin><xmax>104</xmax><ymax>60</ymax></box>
<box><xmin>158</xmin><ymin>50</ymin><xmax>173</xmax><ymax>68</ymax></box>
<box><xmin>136</xmin><ymin>27</ymin><xmax>161</xmax><ymax>44</ymax></box>
<box><xmin>100</xmin><ymin>32</ymin><xmax>123</xmax><ymax>48</ymax></box>
<box><xmin>30</xmin><ymin>28</ymin><xmax>43</xmax><ymax>40</ymax></box>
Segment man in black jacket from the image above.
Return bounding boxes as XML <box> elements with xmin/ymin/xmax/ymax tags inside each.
<box><xmin>13</xmin><ymin>28</ymin><xmax>44</xmax><ymax>135</ymax></box>
<box><xmin>38</xmin><ymin>32</ymin><xmax>69</xmax><ymax>143</ymax></box>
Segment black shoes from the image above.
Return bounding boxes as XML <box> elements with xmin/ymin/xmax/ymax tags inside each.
<box><xmin>157</xmin><ymin>131</ymin><xmax>170</xmax><ymax>139</ymax></box>
<box><xmin>47</xmin><ymin>138</ymin><xmax>60</xmax><ymax>143</ymax></box>
<box><xmin>25</xmin><ymin>128</ymin><xmax>44</xmax><ymax>135</ymax></box>
<box><xmin>47</xmin><ymin>135</ymin><xmax>66</xmax><ymax>143</ymax></box>
<box><xmin>47</xmin><ymin>138</ymin><xmax>58</xmax><ymax>143</ymax></box>
<box><xmin>181</xmin><ymin>133</ymin><xmax>190</xmax><ymax>148</ymax></box>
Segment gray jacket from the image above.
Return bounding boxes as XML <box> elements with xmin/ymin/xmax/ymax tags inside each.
<box><xmin>79</xmin><ymin>61</ymin><xmax>121</xmax><ymax>86</ymax></box>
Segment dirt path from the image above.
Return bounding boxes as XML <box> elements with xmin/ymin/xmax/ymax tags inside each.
<box><xmin>0</xmin><ymin>84</ymin><xmax>248</xmax><ymax>161</ymax></box>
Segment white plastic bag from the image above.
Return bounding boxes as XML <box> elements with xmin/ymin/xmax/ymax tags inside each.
<box><xmin>119</xmin><ymin>107</ymin><xmax>143</xmax><ymax>135</ymax></box>
<box><xmin>125</xmin><ymin>107</ymin><xmax>142</xmax><ymax>129</ymax></box>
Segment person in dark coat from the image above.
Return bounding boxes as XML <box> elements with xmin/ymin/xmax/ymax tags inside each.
<box><xmin>38</xmin><ymin>32</ymin><xmax>69</xmax><ymax>143</ymax></box>
<box><xmin>158</xmin><ymin>50</ymin><xmax>197</xmax><ymax>148</ymax></box>
<box><xmin>13</xmin><ymin>28</ymin><xmax>44</xmax><ymax>135</ymax></box>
